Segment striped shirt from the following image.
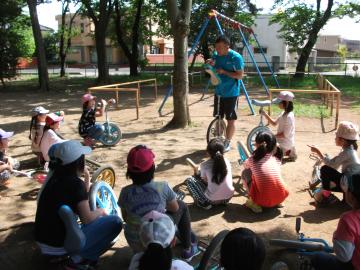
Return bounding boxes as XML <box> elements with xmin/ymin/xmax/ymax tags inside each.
<box><xmin>244</xmin><ymin>153</ymin><xmax>289</xmax><ymax>207</ymax></box>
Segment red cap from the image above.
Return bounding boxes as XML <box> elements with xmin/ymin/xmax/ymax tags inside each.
<box><xmin>127</xmin><ymin>145</ymin><xmax>155</xmax><ymax>173</ymax></box>
<box><xmin>46</xmin><ymin>113</ymin><xmax>64</xmax><ymax>126</ymax></box>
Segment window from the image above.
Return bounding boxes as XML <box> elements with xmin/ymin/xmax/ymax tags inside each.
<box><xmin>254</xmin><ymin>47</ymin><xmax>267</xmax><ymax>54</ymax></box>
<box><xmin>166</xmin><ymin>48</ymin><xmax>173</xmax><ymax>54</ymax></box>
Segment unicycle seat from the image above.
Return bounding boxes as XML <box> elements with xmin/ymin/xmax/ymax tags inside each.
<box><xmin>251</xmin><ymin>99</ymin><xmax>271</xmax><ymax>107</ymax></box>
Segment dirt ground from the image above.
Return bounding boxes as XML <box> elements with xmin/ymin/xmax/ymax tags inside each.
<box><xmin>0</xmin><ymin>85</ymin><xmax>359</xmax><ymax>270</ymax></box>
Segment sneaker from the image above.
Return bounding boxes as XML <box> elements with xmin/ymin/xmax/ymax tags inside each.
<box><xmin>182</xmin><ymin>243</ymin><xmax>201</xmax><ymax>262</ymax></box>
<box><xmin>245</xmin><ymin>198</ymin><xmax>263</xmax><ymax>213</ymax></box>
<box><xmin>224</xmin><ymin>140</ymin><xmax>231</xmax><ymax>153</ymax></box>
<box><xmin>197</xmin><ymin>200</ymin><xmax>212</xmax><ymax>210</ymax></box>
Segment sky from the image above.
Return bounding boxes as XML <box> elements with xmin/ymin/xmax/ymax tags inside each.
<box><xmin>34</xmin><ymin>1</ymin><xmax>360</xmax><ymax>40</ymax></box>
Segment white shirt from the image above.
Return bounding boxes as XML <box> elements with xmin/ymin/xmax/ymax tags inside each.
<box><xmin>200</xmin><ymin>158</ymin><xmax>234</xmax><ymax>202</ymax></box>
<box><xmin>40</xmin><ymin>129</ymin><xmax>65</xmax><ymax>161</ymax></box>
<box><xmin>275</xmin><ymin>111</ymin><xmax>295</xmax><ymax>151</ymax></box>
<box><xmin>129</xmin><ymin>252</ymin><xmax>194</xmax><ymax>270</ymax></box>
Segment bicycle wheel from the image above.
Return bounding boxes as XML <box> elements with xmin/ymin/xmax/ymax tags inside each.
<box><xmin>206</xmin><ymin>118</ymin><xmax>227</xmax><ymax>143</ymax></box>
<box><xmin>269</xmin><ymin>239</ymin><xmax>325</xmax><ymax>251</ymax></box>
<box><xmin>246</xmin><ymin>126</ymin><xmax>270</xmax><ymax>153</ymax></box>
<box><xmin>89</xmin><ymin>181</ymin><xmax>121</xmax><ymax>217</ymax></box>
<box><xmin>98</xmin><ymin>122</ymin><xmax>122</xmax><ymax>146</ymax></box>
<box><xmin>198</xmin><ymin>230</ymin><xmax>229</xmax><ymax>270</ymax></box>
<box><xmin>237</xmin><ymin>141</ymin><xmax>250</xmax><ymax>164</ymax></box>
<box><xmin>91</xmin><ymin>165</ymin><xmax>116</xmax><ymax>189</ymax></box>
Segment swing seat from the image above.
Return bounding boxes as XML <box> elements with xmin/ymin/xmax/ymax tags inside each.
<box><xmin>204</xmin><ymin>64</ymin><xmax>222</xmax><ymax>86</ymax></box>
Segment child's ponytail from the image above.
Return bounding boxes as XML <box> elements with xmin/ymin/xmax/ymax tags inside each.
<box><xmin>207</xmin><ymin>138</ymin><xmax>228</xmax><ymax>185</ymax></box>
<box><xmin>29</xmin><ymin>116</ymin><xmax>36</xmax><ymax>140</ymax></box>
<box><xmin>253</xmin><ymin>131</ymin><xmax>277</xmax><ymax>162</ymax></box>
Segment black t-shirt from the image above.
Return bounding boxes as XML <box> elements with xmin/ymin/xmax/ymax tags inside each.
<box><xmin>78</xmin><ymin>108</ymin><xmax>96</xmax><ymax>137</ymax></box>
<box><xmin>34</xmin><ymin>174</ymin><xmax>88</xmax><ymax>247</ymax></box>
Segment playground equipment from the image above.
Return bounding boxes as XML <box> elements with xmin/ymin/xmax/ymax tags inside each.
<box><xmin>270</xmin><ymin>217</ymin><xmax>333</xmax><ymax>269</ymax></box>
<box><xmin>158</xmin><ymin>9</ymin><xmax>280</xmax><ymax>116</ymax></box>
<box><xmin>206</xmin><ymin>95</ymin><xmax>227</xmax><ymax>143</ymax></box>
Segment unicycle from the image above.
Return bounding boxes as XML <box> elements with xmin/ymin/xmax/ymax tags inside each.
<box><xmin>206</xmin><ymin>95</ymin><xmax>227</xmax><ymax>143</ymax></box>
<box><xmin>89</xmin><ymin>181</ymin><xmax>121</xmax><ymax>217</ymax></box>
<box><xmin>97</xmin><ymin>99</ymin><xmax>122</xmax><ymax>146</ymax></box>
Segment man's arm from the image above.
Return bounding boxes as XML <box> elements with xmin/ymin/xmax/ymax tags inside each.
<box><xmin>217</xmin><ymin>69</ymin><xmax>243</xmax><ymax>80</ymax></box>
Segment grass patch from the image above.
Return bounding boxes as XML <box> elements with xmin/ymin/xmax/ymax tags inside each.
<box><xmin>248</xmin><ymin>74</ymin><xmax>317</xmax><ymax>89</ymax></box>
<box><xmin>271</xmin><ymin>102</ymin><xmax>330</xmax><ymax>118</ymax></box>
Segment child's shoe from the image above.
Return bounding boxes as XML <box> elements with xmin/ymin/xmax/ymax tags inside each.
<box><xmin>224</xmin><ymin>140</ymin><xmax>231</xmax><ymax>153</ymax></box>
<box><xmin>182</xmin><ymin>243</ymin><xmax>201</xmax><ymax>262</ymax></box>
<box><xmin>245</xmin><ymin>198</ymin><xmax>263</xmax><ymax>213</ymax></box>
<box><xmin>83</xmin><ymin>137</ymin><xmax>95</xmax><ymax>147</ymax></box>
<box><xmin>197</xmin><ymin>200</ymin><xmax>212</xmax><ymax>210</ymax></box>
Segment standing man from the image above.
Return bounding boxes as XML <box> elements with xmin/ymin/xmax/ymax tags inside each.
<box><xmin>207</xmin><ymin>35</ymin><xmax>244</xmax><ymax>152</ymax></box>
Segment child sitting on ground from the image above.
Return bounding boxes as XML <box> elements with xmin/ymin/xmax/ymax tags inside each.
<box><xmin>29</xmin><ymin>106</ymin><xmax>49</xmax><ymax>165</ymax></box>
<box><xmin>186</xmin><ymin>138</ymin><xmax>234</xmax><ymax>209</ymax></box>
<box><xmin>40</xmin><ymin>113</ymin><xmax>66</xmax><ymax>163</ymax></box>
<box><xmin>311</xmin><ymin>173</ymin><xmax>360</xmax><ymax>270</ymax></box>
<box><xmin>242</xmin><ymin>130</ymin><xmax>289</xmax><ymax>213</ymax></box>
<box><xmin>262</xmin><ymin>91</ymin><xmax>297</xmax><ymax>161</ymax></box>
<box><xmin>129</xmin><ymin>211</ymin><xmax>193</xmax><ymax>270</ymax></box>
<box><xmin>308</xmin><ymin>121</ymin><xmax>360</xmax><ymax>205</ymax></box>
<box><xmin>0</xmin><ymin>129</ymin><xmax>20</xmax><ymax>186</ymax></box>
<box><xmin>78</xmin><ymin>93</ymin><xmax>107</xmax><ymax>146</ymax></box>
<box><xmin>118</xmin><ymin>145</ymin><xmax>199</xmax><ymax>261</ymax></box>
<box><xmin>220</xmin><ymin>227</ymin><xmax>266</xmax><ymax>270</ymax></box>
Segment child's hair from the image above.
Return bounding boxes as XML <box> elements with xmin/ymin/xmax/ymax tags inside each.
<box><xmin>253</xmin><ymin>131</ymin><xmax>282</xmax><ymax>162</ymax></box>
<box><xmin>83</xmin><ymin>101</ymin><xmax>89</xmax><ymax>110</ymax></box>
<box><xmin>139</xmin><ymin>243</ymin><xmax>172</xmax><ymax>270</ymax></box>
<box><xmin>344</xmin><ymin>139</ymin><xmax>358</xmax><ymax>150</ymax></box>
<box><xmin>220</xmin><ymin>227</ymin><xmax>266</xmax><ymax>270</ymax></box>
<box><xmin>207</xmin><ymin>138</ymin><xmax>228</xmax><ymax>184</ymax></box>
<box><xmin>349</xmin><ymin>174</ymin><xmax>360</xmax><ymax>203</ymax></box>
<box><xmin>126</xmin><ymin>164</ymin><xmax>156</xmax><ymax>185</ymax></box>
<box><xmin>29</xmin><ymin>116</ymin><xmax>37</xmax><ymax>140</ymax></box>
<box><xmin>282</xmin><ymin>100</ymin><xmax>293</xmax><ymax>115</ymax></box>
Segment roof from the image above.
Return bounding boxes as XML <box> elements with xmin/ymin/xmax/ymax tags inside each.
<box><xmin>40</xmin><ymin>25</ymin><xmax>54</xmax><ymax>32</ymax></box>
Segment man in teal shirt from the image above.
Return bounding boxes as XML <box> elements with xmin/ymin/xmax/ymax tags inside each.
<box><xmin>207</xmin><ymin>35</ymin><xmax>244</xmax><ymax>152</ymax></box>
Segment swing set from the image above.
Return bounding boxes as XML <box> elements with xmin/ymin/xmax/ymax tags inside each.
<box><xmin>158</xmin><ymin>9</ymin><xmax>280</xmax><ymax>116</ymax></box>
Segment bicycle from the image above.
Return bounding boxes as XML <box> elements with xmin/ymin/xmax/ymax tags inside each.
<box><xmin>96</xmin><ymin>99</ymin><xmax>122</xmax><ymax>146</ymax></box>
<box><xmin>269</xmin><ymin>217</ymin><xmax>333</xmax><ymax>269</ymax></box>
<box><xmin>206</xmin><ymin>95</ymin><xmax>227</xmax><ymax>143</ymax></box>
<box><xmin>237</xmin><ymin>140</ymin><xmax>250</xmax><ymax>165</ymax></box>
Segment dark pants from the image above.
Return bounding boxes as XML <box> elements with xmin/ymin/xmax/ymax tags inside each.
<box><xmin>320</xmin><ymin>165</ymin><xmax>343</xmax><ymax>192</ymax></box>
<box><xmin>311</xmin><ymin>252</ymin><xmax>353</xmax><ymax>270</ymax></box>
<box><xmin>167</xmin><ymin>200</ymin><xmax>193</xmax><ymax>248</ymax></box>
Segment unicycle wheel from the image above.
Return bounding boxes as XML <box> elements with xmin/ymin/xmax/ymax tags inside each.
<box><xmin>206</xmin><ymin>118</ymin><xmax>227</xmax><ymax>143</ymax></box>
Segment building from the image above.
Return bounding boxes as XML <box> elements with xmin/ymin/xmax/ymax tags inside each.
<box><xmin>314</xmin><ymin>35</ymin><xmax>341</xmax><ymax>57</ymax></box>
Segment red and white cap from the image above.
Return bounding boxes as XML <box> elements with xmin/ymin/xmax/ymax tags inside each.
<box><xmin>45</xmin><ymin>113</ymin><xmax>64</xmax><ymax>126</ymax></box>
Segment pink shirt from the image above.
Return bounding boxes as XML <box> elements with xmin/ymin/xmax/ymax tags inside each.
<box><xmin>334</xmin><ymin>210</ymin><xmax>360</xmax><ymax>269</ymax></box>
<box><xmin>244</xmin><ymin>153</ymin><xmax>289</xmax><ymax>207</ymax></box>
<box><xmin>200</xmin><ymin>158</ymin><xmax>234</xmax><ymax>202</ymax></box>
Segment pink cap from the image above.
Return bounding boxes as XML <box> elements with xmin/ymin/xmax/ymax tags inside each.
<box><xmin>277</xmin><ymin>91</ymin><xmax>294</xmax><ymax>102</ymax></box>
<box><xmin>45</xmin><ymin>113</ymin><xmax>64</xmax><ymax>126</ymax></box>
<box><xmin>82</xmin><ymin>93</ymin><xmax>96</xmax><ymax>104</ymax></box>
<box><xmin>336</xmin><ymin>121</ymin><xmax>359</xmax><ymax>141</ymax></box>
<box><xmin>127</xmin><ymin>145</ymin><xmax>155</xmax><ymax>173</ymax></box>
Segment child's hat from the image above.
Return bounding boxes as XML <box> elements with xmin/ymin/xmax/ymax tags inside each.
<box><xmin>45</xmin><ymin>113</ymin><xmax>64</xmax><ymax>126</ymax></box>
<box><xmin>139</xmin><ymin>211</ymin><xmax>175</xmax><ymax>248</ymax></box>
<box><xmin>336</xmin><ymin>121</ymin><xmax>359</xmax><ymax>141</ymax></box>
<box><xmin>273</xmin><ymin>91</ymin><xmax>295</xmax><ymax>103</ymax></box>
<box><xmin>0</xmin><ymin>129</ymin><xmax>14</xmax><ymax>139</ymax></box>
<box><xmin>127</xmin><ymin>145</ymin><xmax>155</xmax><ymax>173</ymax></box>
<box><xmin>82</xmin><ymin>93</ymin><xmax>96</xmax><ymax>104</ymax></box>
<box><xmin>49</xmin><ymin>140</ymin><xmax>91</xmax><ymax>165</ymax></box>
<box><xmin>31</xmin><ymin>106</ymin><xmax>49</xmax><ymax>116</ymax></box>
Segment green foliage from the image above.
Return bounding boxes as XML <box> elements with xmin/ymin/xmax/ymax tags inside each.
<box><xmin>43</xmin><ymin>32</ymin><xmax>58</xmax><ymax>62</ymax></box>
<box><xmin>0</xmin><ymin>0</ymin><xmax>35</xmax><ymax>84</ymax></box>
<box><xmin>337</xmin><ymin>44</ymin><xmax>347</xmax><ymax>59</ymax></box>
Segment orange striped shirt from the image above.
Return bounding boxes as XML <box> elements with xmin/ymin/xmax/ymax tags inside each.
<box><xmin>244</xmin><ymin>153</ymin><xmax>289</xmax><ymax>207</ymax></box>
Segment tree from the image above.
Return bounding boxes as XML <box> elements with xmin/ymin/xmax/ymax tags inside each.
<box><xmin>271</xmin><ymin>0</ymin><xmax>360</xmax><ymax>78</ymax></box>
<box><xmin>0</xmin><ymin>0</ymin><xmax>35</xmax><ymax>86</ymax></box>
<box><xmin>58</xmin><ymin>0</ymin><xmax>81</xmax><ymax>77</ymax></box>
<box><xmin>27</xmin><ymin>0</ymin><xmax>50</xmax><ymax>91</ymax></box>
<box><xmin>337</xmin><ymin>44</ymin><xmax>347</xmax><ymax>59</ymax></box>
<box><xmin>113</xmin><ymin>0</ymin><xmax>144</xmax><ymax>76</ymax></box>
<box><xmin>43</xmin><ymin>31</ymin><xmax>58</xmax><ymax>63</ymax></box>
<box><xmin>165</xmin><ymin>0</ymin><xmax>192</xmax><ymax>128</ymax></box>
<box><xmin>81</xmin><ymin>0</ymin><xmax>114</xmax><ymax>84</ymax></box>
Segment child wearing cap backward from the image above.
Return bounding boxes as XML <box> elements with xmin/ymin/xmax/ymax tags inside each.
<box><xmin>0</xmin><ymin>129</ymin><xmax>20</xmax><ymax>186</ymax></box>
<box><xmin>118</xmin><ymin>145</ymin><xmax>200</xmax><ymax>262</ymax></box>
<box><xmin>78</xmin><ymin>93</ymin><xmax>107</xmax><ymax>146</ymax></box>
<box><xmin>35</xmin><ymin>140</ymin><xmax>122</xmax><ymax>269</ymax></box>
<box><xmin>308</xmin><ymin>121</ymin><xmax>360</xmax><ymax>205</ymax></box>
<box><xmin>129</xmin><ymin>210</ymin><xmax>194</xmax><ymax>270</ymax></box>
<box><xmin>39</xmin><ymin>113</ymin><xmax>66</xmax><ymax>163</ymax></box>
<box><xmin>311</xmin><ymin>172</ymin><xmax>360</xmax><ymax>270</ymax></box>
<box><xmin>262</xmin><ymin>91</ymin><xmax>297</xmax><ymax>161</ymax></box>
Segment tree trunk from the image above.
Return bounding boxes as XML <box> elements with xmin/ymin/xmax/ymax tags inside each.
<box><xmin>129</xmin><ymin>57</ymin><xmax>139</xmax><ymax>76</ymax></box>
<box><xmin>27</xmin><ymin>0</ymin><xmax>49</xmax><ymax>91</ymax></box>
<box><xmin>95</xmin><ymin>30</ymin><xmax>109</xmax><ymax>84</ymax></box>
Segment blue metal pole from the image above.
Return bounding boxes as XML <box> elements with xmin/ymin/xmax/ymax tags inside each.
<box><xmin>188</xmin><ymin>18</ymin><xmax>210</xmax><ymax>58</ymax></box>
<box><xmin>238</xmin><ymin>27</ymin><xmax>269</xmax><ymax>95</ymax></box>
<box><xmin>214</xmin><ymin>16</ymin><xmax>224</xmax><ymax>35</ymax></box>
<box><xmin>158</xmin><ymin>85</ymin><xmax>173</xmax><ymax>116</ymax></box>
<box><xmin>252</xmin><ymin>33</ymin><xmax>280</xmax><ymax>88</ymax></box>
<box><xmin>240</xmin><ymin>80</ymin><xmax>255</xmax><ymax>115</ymax></box>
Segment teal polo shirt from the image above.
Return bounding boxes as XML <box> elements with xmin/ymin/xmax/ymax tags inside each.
<box><xmin>213</xmin><ymin>49</ymin><xmax>244</xmax><ymax>97</ymax></box>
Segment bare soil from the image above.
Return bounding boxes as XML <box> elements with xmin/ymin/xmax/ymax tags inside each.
<box><xmin>0</xmin><ymin>85</ymin><xmax>359</xmax><ymax>269</ymax></box>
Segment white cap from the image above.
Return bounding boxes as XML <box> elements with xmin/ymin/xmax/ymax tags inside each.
<box><xmin>31</xmin><ymin>106</ymin><xmax>49</xmax><ymax>116</ymax></box>
<box><xmin>273</xmin><ymin>91</ymin><xmax>295</xmax><ymax>103</ymax></box>
<box><xmin>336</xmin><ymin>121</ymin><xmax>359</xmax><ymax>141</ymax></box>
<box><xmin>48</xmin><ymin>140</ymin><xmax>91</xmax><ymax>165</ymax></box>
<box><xmin>139</xmin><ymin>211</ymin><xmax>175</xmax><ymax>248</ymax></box>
